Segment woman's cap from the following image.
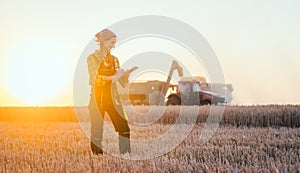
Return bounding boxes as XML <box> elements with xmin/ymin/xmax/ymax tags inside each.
<box><xmin>95</xmin><ymin>29</ymin><xmax>116</xmax><ymax>43</ymax></box>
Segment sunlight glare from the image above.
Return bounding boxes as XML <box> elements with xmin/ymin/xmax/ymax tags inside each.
<box><xmin>2</xmin><ymin>45</ymin><xmax>70</xmax><ymax>105</ymax></box>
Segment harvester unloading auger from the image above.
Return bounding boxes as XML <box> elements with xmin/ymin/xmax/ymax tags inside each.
<box><xmin>117</xmin><ymin>60</ymin><xmax>233</xmax><ymax>106</ymax></box>
<box><xmin>160</xmin><ymin>60</ymin><xmax>183</xmax><ymax>103</ymax></box>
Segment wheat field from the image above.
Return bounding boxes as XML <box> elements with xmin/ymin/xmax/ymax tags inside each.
<box><xmin>0</xmin><ymin>105</ymin><xmax>299</xmax><ymax>172</ymax></box>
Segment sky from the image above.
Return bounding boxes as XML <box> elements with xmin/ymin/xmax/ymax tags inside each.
<box><xmin>0</xmin><ymin>0</ymin><xmax>299</xmax><ymax>106</ymax></box>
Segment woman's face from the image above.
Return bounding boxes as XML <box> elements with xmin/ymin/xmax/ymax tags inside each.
<box><xmin>102</xmin><ymin>37</ymin><xmax>116</xmax><ymax>52</ymax></box>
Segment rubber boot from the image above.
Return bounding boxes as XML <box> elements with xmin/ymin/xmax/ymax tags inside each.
<box><xmin>119</xmin><ymin>132</ymin><xmax>131</xmax><ymax>154</ymax></box>
<box><xmin>90</xmin><ymin>140</ymin><xmax>103</xmax><ymax>155</ymax></box>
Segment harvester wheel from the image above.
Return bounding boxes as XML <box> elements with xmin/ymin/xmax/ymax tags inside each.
<box><xmin>200</xmin><ymin>100</ymin><xmax>211</xmax><ymax>105</ymax></box>
<box><xmin>167</xmin><ymin>96</ymin><xmax>181</xmax><ymax>105</ymax></box>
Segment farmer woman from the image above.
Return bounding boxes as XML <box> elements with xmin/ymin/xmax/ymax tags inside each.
<box><xmin>87</xmin><ymin>29</ymin><xmax>130</xmax><ymax>155</ymax></box>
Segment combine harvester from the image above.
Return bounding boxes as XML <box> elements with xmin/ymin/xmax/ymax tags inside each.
<box><xmin>118</xmin><ymin>60</ymin><xmax>233</xmax><ymax>106</ymax></box>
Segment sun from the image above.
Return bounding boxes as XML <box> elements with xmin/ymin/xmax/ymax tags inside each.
<box><xmin>2</xmin><ymin>45</ymin><xmax>70</xmax><ymax>106</ymax></box>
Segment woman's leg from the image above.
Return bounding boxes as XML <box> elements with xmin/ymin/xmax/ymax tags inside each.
<box><xmin>88</xmin><ymin>91</ymin><xmax>104</xmax><ymax>154</ymax></box>
<box><xmin>105</xmin><ymin>102</ymin><xmax>131</xmax><ymax>154</ymax></box>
